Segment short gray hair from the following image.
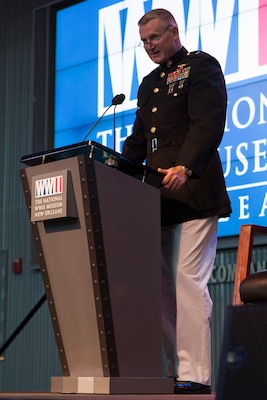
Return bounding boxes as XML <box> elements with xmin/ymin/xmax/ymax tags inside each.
<box><xmin>138</xmin><ymin>9</ymin><xmax>177</xmax><ymax>27</ymax></box>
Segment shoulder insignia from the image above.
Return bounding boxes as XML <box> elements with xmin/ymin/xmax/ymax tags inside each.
<box><xmin>187</xmin><ymin>50</ymin><xmax>202</xmax><ymax>57</ymax></box>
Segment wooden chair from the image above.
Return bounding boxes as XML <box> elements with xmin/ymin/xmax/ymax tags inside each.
<box><xmin>232</xmin><ymin>224</ymin><xmax>267</xmax><ymax>305</ymax></box>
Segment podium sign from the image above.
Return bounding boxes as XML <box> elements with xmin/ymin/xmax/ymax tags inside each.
<box><xmin>31</xmin><ymin>170</ymin><xmax>77</xmax><ymax>222</ymax></box>
<box><xmin>20</xmin><ymin>142</ymin><xmax>172</xmax><ymax>394</ymax></box>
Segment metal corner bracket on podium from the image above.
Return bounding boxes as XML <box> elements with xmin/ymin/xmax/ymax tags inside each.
<box><xmin>20</xmin><ymin>141</ymin><xmax>172</xmax><ymax>394</ymax></box>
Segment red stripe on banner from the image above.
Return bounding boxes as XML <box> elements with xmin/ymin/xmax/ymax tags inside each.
<box><xmin>259</xmin><ymin>0</ymin><xmax>267</xmax><ymax>65</ymax></box>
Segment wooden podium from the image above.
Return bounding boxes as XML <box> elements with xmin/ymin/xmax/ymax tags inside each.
<box><xmin>20</xmin><ymin>141</ymin><xmax>172</xmax><ymax>394</ymax></box>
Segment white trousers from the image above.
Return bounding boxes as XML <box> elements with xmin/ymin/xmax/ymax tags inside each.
<box><xmin>161</xmin><ymin>216</ymin><xmax>218</xmax><ymax>385</ymax></box>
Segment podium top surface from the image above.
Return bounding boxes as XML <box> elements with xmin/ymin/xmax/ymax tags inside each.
<box><xmin>20</xmin><ymin>140</ymin><xmax>163</xmax><ymax>189</ymax></box>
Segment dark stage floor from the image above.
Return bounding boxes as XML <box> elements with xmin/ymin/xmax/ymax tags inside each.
<box><xmin>0</xmin><ymin>393</ymin><xmax>215</xmax><ymax>400</ymax></box>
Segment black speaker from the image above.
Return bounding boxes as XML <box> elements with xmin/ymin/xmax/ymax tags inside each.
<box><xmin>216</xmin><ymin>304</ymin><xmax>267</xmax><ymax>400</ymax></box>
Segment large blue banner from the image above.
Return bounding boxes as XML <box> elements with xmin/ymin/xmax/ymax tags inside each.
<box><xmin>54</xmin><ymin>0</ymin><xmax>267</xmax><ymax>237</ymax></box>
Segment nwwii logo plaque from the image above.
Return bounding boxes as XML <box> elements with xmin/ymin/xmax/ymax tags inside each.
<box><xmin>31</xmin><ymin>170</ymin><xmax>77</xmax><ymax>222</ymax></box>
<box><xmin>35</xmin><ymin>175</ymin><xmax>63</xmax><ymax>197</ymax></box>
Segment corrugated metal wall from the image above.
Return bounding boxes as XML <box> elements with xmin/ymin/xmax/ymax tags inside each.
<box><xmin>0</xmin><ymin>0</ymin><xmax>266</xmax><ymax>393</ymax></box>
<box><xmin>0</xmin><ymin>0</ymin><xmax>61</xmax><ymax>391</ymax></box>
<box><xmin>0</xmin><ymin>250</ymin><xmax>8</xmax><ymax>356</ymax></box>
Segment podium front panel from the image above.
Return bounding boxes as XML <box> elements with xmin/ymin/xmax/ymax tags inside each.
<box><xmin>20</xmin><ymin>154</ymin><xmax>162</xmax><ymax>379</ymax></box>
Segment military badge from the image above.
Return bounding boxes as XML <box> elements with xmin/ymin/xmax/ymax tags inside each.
<box><xmin>166</xmin><ymin>64</ymin><xmax>191</xmax><ymax>85</ymax></box>
<box><xmin>167</xmin><ymin>83</ymin><xmax>176</xmax><ymax>95</ymax></box>
<box><xmin>151</xmin><ymin>138</ymin><xmax>158</xmax><ymax>152</ymax></box>
<box><xmin>178</xmin><ymin>79</ymin><xmax>185</xmax><ymax>89</ymax></box>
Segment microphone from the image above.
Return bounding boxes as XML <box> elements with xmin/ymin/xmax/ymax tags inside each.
<box><xmin>112</xmin><ymin>93</ymin><xmax>125</xmax><ymax>105</ymax></box>
<box><xmin>82</xmin><ymin>94</ymin><xmax>125</xmax><ymax>142</ymax></box>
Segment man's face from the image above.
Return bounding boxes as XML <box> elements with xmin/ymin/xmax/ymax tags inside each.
<box><xmin>139</xmin><ymin>18</ymin><xmax>178</xmax><ymax>64</ymax></box>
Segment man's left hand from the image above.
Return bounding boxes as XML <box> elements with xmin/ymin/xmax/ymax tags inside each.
<box><xmin>158</xmin><ymin>166</ymin><xmax>188</xmax><ymax>191</ymax></box>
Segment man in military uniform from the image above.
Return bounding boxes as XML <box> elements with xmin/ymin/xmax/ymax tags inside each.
<box><xmin>122</xmin><ymin>8</ymin><xmax>231</xmax><ymax>395</ymax></box>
